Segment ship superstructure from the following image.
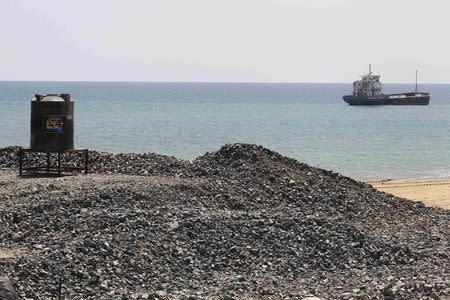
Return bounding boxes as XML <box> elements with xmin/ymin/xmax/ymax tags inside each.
<box><xmin>352</xmin><ymin>65</ymin><xmax>382</xmax><ymax>97</ymax></box>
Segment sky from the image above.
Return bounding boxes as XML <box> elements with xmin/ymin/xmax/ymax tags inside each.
<box><xmin>1</xmin><ymin>0</ymin><xmax>449</xmax><ymax>83</ymax></box>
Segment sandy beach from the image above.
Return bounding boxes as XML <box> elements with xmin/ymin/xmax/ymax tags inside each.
<box><xmin>370</xmin><ymin>179</ymin><xmax>450</xmax><ymax>209</ymax></box>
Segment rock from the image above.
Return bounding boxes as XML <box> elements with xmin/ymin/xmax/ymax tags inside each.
<box><xmin>0</xmin><ymin>276</ymin><xmax>17</xmax><ymax>300</ymax></box>
<box><xmin>339</xmin><ymin>292</ymin><xmax>353</xmax><ymax>299</ymax></box>
<box><xmin>168</xmin><ymin>220</ymin><xmax>179</xmax><ymax>230</ymax></box>
<box><xmin>154</xmin><ymin>291</ymin><xmax>166</xmax><ymax>297</ymax></box>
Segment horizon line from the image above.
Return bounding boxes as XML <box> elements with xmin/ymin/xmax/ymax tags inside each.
<box><xmin>0</xmin><ymin>80</ymin><xmax>448</xmax><ymax>85</ymax></box>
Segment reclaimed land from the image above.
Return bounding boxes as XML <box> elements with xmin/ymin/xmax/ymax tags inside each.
<box><xmin>0</xmin><ymin>144</ymin><xmax>449</xmax><ymax>299</ymax></box>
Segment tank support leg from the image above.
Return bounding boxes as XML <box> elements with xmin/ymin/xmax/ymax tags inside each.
<box><xmin>84</xmin><ymin>150</ymin><xmax>88</xmax><ymax>174</ymax></box>
<box><xmin>58</xmin><ymin>152</ymin><xmax>61</xmax><ymax>176</ymax></box>
<box><xmin>18</xmin><ymin>149</ymin><xmax>23</xmax><ymax>176</ymax></box>
<box><xmin>46</xmin><ymin>152</ymin><xmax>50</xmax><ymax>174</ymax></box>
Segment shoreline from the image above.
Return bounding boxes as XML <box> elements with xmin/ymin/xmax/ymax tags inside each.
<box><xmin>369</xmin><ymin>178</ymin><xmax>450</xmax><ymax>209</ymax></box>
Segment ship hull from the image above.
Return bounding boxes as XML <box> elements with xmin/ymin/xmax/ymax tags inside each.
<box><xmin>343</xmin><ymin>93</ymin><xmax>430</xmax><ymax>106</ymax></box>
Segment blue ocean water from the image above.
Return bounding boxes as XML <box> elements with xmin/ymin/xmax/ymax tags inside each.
<box><xmin>0</xmin><ymin>81</ymin><xmax>449</xmax><ymax>181</ymax></box>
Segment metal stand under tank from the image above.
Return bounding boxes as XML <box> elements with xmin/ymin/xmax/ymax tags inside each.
<box><xmin>18</xmin><ymin>148</ymin><xmax>89</xmax><ymax>176</ymax></box>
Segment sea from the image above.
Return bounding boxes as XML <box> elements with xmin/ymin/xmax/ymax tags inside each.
<box><xmin>1</xmin><ymin>81</ymin><xmax>449</xmax><ymax>181</ymax></box>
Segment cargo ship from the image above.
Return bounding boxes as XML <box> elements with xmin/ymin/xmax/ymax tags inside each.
<box><xmin>343</xmin><ymin>65</ymin><xmax>430</xmax><ymax>105</ymax></box>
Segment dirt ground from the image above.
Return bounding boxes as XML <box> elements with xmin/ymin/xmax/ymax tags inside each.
<box><xmin>370</xmin><ymin>179</ymin><xmax>450</xmax><ymax>209</ymax></box>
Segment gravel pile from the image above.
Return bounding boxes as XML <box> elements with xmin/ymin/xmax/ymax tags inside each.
<box><xmin>0</xmin><ymin>147</ymin><xmax>21</xmax><ymax>170</ymax></box>
<box><xmin>0</xmin><ymin>144</ymin><xmax>449</xmax><ymax>299</ymax></box>
<box><xmin>0</xmin><ymin>146</ymin><xmax>187</xmax><ymax>176</ymax></box>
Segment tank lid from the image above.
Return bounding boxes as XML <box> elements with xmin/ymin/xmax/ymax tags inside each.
<box><xmin>41</xmin><ymin>95</ymin><xmax>65</xmax><ymax>102</ymax></box>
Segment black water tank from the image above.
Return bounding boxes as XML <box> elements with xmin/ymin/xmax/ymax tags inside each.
<box><xmin>30</xmin><ymin>94</ymin><xmax>74</xmax><ymax>152</ymax></box>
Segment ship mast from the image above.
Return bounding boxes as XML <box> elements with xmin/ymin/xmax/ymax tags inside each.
<box><xmin>415</xmin><ymin>70</ymin><xmax>418</xmax><ymax>92</ymax></box>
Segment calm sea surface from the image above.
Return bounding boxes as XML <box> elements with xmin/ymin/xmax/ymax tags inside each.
<box><xmin>1</xmin><ymin>81</ymin><xmax>449</xmax><ymax>181</ymax></box>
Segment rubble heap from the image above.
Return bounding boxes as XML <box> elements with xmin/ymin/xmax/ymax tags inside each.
<box><xmin>0</xmin><ymin>144</ymin><xmax>449</xmax><ymax>299</ymax></box>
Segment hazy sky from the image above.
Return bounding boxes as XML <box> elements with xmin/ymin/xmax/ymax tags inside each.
<box><xmin>1</xmin><ymin>0</ymin><xmax>449</xmax><ymax>83</ymax></box>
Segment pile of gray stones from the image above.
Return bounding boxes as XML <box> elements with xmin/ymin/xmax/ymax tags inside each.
<box><xmin>0</xmin><ymin>144</ymin><xmax>449</xmax><ymax>299</ymax></box>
